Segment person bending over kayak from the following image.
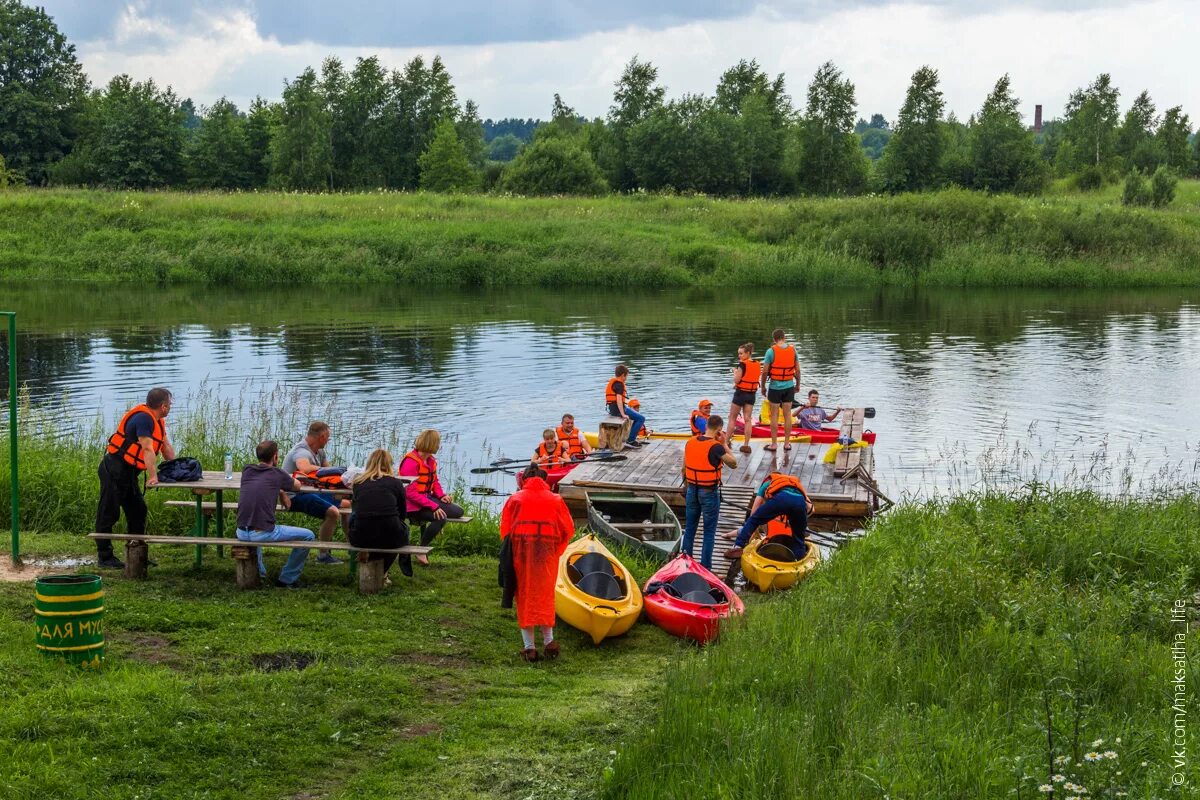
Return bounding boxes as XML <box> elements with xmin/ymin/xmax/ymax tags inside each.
<box><xmin>283</xmin><ymin>420</ymin><xmax>351</xmax><ymax>565</ymax></box>
<box><xmin>399</xmin><ymin>429</ymin><xmax>464</xmax><ymax>565</ymax></box>
<box><xmin>681</xmin><ymin>415</ymin><xmax>738</xmax><ymax>570</ymax></box>
<box><xmin>605</xmin><ymin>364</ymin><xmax>644</xmax><ymax>449</ymax></box>
<box><xmin>725</xmin><ymin>472</ymin><xmax>813</xmax><ymax>561</ymax></box>
<box><xmin>761</xmin><ymin>328</ymin><xmax>800</xmax><ymax>452</ymax></box>
<box><xmin>797</xmin><ymin>389</ymin><xmax>843</xmax><ymax>431</ymax></box>
<box><xmin>501</xmin><ymin>464</ymin><xmax>576</xmax><ymax>663</ymax></box>
<box><xmin>556</xmin><ymin>414</ymin><xmax>593</xmax><ymax>460</ymax></box>
<box><xmin>533</xmin><ymin>428</ymin><xmax>569</xmax><ymax>469</ymax></box>
<box><xmin>689</xmin><ymin>399</ymin><xmax>713</xmax><ymax>436</ymax></box>
<box><xmin>728</xmin><ymin>343</ymin><xmax>759</xmax><ymax>455</ymax></box>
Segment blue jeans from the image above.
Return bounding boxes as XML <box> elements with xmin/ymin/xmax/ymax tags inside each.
<box><xmin>624</xmin><ymin>408</ymin><xmax>646</xmax><ymax>443</ymax></box>
<box><xmin>237</xmin><ymin>524</ymin><xmax>316</xmax><ymax>585</ymax></box>
<box><xmin>682</xmin><ymin>484</ymin><xmax>720</xmax><ymax>570</ymax></box>
<box><xmin>735</xmin><ymin>493</ymin><xmax>809</xmax><ymax>548</ymax></box>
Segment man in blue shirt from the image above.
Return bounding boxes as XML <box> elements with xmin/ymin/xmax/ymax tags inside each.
<box><xmin>796</xmin><ymin>390</ymin><xmax>843</xmax><ymax>431</ymax></box>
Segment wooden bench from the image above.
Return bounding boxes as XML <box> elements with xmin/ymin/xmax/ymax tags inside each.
<box><xmin>597</xmin><ymin>415</ymin><xmax>633</xmax><ymax>452</ymax></box>
<box><xmin>165</xmin><ymin>499</ymin><xmax>353</xmax><ymax>517</ymax></box>
<box><xmin>88</xmin><ymin>533</ymin><xmax>432</xmax><ymax>594</ymax></box>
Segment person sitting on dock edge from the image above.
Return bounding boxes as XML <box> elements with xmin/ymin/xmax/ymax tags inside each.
<box><xmin>237</xmin><ymin>440</ymin><xmax>316</xmax><ymax>589</ymax></box>
<box><xmin>689</xmin><ymin>399</ymin><xmax>713</xmax><ymax>436</ymax></box>
<box><xmin>681</xmin><ymin>415</ymin><xmax>737</xmax><ymax>570</ymax></box>
<box><xmin>283</xmin><ymin>421</ymin><xmax>349</xmax><ymax>564</ymax></box>
<box><xmin>725</xmin><ymin>472</ymin><xmax>813</xmax><ymax>561</ymax></box>
<box><xmin>761</xmin><ymin>328</ymin><xmax>800</xmax><ymax>452</ymax></box>
<box><xmin>533</xmin><ymin>428</ymin><xmax>569</xmax><ymax>470</ymax></box>
<box><xmin>797</xmin><ymin>389</ymin><xmax>843</xmax><ymax>431</ymax></box>
<box><xmin>556</xmin><ymin>414</ymin><xmax>592</xmax><ymax>460</ymax></box>
<box><xmin>605</xmin><ymin>364</ymin><xmax>644</xmax><ymax>449</ymax></box>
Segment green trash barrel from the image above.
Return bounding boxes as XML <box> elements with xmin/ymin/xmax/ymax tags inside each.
<box><xmin>35</xmin><ymin>574</ymin><xmax>105</xmax><ymax>668</ymax></box>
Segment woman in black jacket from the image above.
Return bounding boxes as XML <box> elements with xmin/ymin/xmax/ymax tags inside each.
<box><xmin>350</xmin><ymin>449</ymin><xmax>411</xmax><ymax>578</ymax></box>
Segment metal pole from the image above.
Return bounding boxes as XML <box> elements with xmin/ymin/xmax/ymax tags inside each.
<box><xmin>3</xmin><ymin>312</ymin><xmax>17</xmax><ymax>564</ymax></box>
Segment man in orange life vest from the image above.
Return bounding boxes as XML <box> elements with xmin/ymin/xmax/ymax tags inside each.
<box><xmin>605</xmin><ymin>364</ymin><xmax>644</xmax><ymax>449</ymax></box>
<box><xmin>689</xmin><ymin>399</ymin><xmax>713</xmax><ymax>436</ymax></box>
<box><xmin>761</xmin><ymin>328</ymin><xmax>800</xmax><ymax>452</ymax></box>
<box><xmin>556</xmin><ymin>414</ymin><xmax>592</xmax><ymax>460</ymax></box>
<box><xmin>681</xmin><ymin>415</ymin><xmax>738</xmax><ymax>570</ymax></box>
<box><xmin>726</xmin><ymin>472</ymin><xmax>813</xmax><ymax>561</ymax></box>
<box><xmin>95</xmin><ymin>388</ymin><xmax>177</xmax><ymax>569</ymax></box>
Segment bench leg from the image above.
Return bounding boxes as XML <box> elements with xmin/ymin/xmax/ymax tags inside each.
<box><xmin>232</xmin><ymin>546</ymin><xmax>261</xmax><ymax>590</ymax></box>
<box><xmin>124</xmin><ymin>540</ymin><xmax>149</xmax><ymax>580</ymax></box>
<box><xmin>357</xmin><ymin>553</ymin><xmax>385</xmax><ymax>595</ymax></box>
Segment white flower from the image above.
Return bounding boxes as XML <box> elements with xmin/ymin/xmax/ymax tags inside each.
<box><xmin>1140</xmin><ymin>761</ymin><xmax>1148</xmax><ymax>767</ymax></box>
<box><xmin>1055</xmin><ymin>755</ymin><xmax>1071</xmax><ymax>765</ymax></box>
<box><xmin>1053</xmin><ymin>775</ymin><xmax>1067</xmax><ymax>783</ymax></box>
<box><xmin>1084</xmin><ymin>752</ymin><xmax>1101</xmax><ymax>762</ymax></box>
<box><xmin>1115</xmin><ymin>737</ymin><xmax>1121</xmax><ymax>744</ymax></box>
<box><xmin>1091</xmin><ymin>739</ymin><xmax>1105</xmax><ymax>747</ymax></box>
<box><xmin>1103</xmin><ymin>751</ymin><xmax>1118</xmax><ymax>760</ymax></box>
<box><xmin>1038</xmin><ymin>785</ymin><xmax>1054</xmax><ymax>793</ymax></box>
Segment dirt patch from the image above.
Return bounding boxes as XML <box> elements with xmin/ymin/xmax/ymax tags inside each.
<box><xmin>391</xmin><ymin>652</ymin><xmax>473</xmax><ymax>669</ymax></box>
<box><xmin>436</xmin><ymin>617</ymin><xmax>469</xmax><ymax>630</ymax></box>
<box><xmin>252</xmin><ymin>651</ymin><xmax>316</xmax><ymax>672</ymax></box>
<box><xmin>398</xmin><ymin>721</ymin><xmax>443</xmax><ymax>739</ymax></box>
<box><xmin>0</xmin><ymin>556</ymin><xmax>94</xmax><ymax>583</ymax></box>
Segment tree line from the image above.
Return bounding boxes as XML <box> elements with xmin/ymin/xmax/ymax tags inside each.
<box><xmin>2</xmin><ymin>0</ymin><xmax>1198</xmax><ymax>198</ymax></box>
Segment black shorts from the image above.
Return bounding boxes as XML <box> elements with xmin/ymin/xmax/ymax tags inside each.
<box><xmin>731</xmin><ymin>390</ymin><xmax>757</xmax><ymax>407</ymax></box>
<box><xmin>766</xmin><ymin>386</ymin><xmax>797</xmax><ymax>405</ymax></box>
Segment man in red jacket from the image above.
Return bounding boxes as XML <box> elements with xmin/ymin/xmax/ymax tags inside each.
<box><xmin>500</xmin><ymin>465</ymin><xmax>576</xmax><ymax>662</ymax></box>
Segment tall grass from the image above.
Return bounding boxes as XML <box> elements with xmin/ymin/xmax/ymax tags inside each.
<box><xmin>0</xmin><ymin>187</ymin><xmax>1198</xmax><ymax>288</ymax></box>
<box><xmin>604</xmin><ymin>491</ymin><xmax>1199</xmax><ymax>798</ymax></box>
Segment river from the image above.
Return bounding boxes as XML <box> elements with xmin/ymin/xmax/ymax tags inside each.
<box><xmin>1</xmin><ymin>284</ymin><xmax>1197</xmax><ymax>500</ymax></box>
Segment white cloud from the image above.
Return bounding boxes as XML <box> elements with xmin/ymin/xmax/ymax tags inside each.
<box><xmin>71</xmin><ymin>1</ymin><xmax>1199</xmax><ymax>124</ymax></box>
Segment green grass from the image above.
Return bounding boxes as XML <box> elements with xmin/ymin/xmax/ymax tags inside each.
<box><xmin>604</xmin><ymin>491</ymin><xmax>1200</xmax><ymax>799</ymax></box>
<box><xmin>1</xmin><ymin>186</ymin><xmax>1199</xmax><ymax>288</ymax></box>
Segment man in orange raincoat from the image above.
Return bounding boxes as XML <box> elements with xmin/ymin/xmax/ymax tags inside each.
<box><xmin>500</xmin><ymin>465</ymin><xmax>576</xmax><ymax>662</ymax></box>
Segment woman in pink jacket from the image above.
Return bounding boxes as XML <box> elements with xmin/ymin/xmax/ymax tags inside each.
<box><xmin>398</xmin><ymin>429</ymin><xmax>464</xmax><ymax>565</ymax></box>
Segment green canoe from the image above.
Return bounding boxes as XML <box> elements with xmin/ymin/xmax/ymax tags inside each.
<box><xmin>585</xmin><ymin>491</ymin><xmax>681</xmax><ymax>563</ymax></box>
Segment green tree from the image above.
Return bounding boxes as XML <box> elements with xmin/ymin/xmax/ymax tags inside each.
<box><xmin>602</xmin><ymin>56</ymin><xmax>666</xmax><ymax>190</ymax></box>
<box><xmin>796</xmin><ymin>61</ymin><xmax>868</xmax><ymax>195</ymax></box>
<box><xmin>1150</xmin><ymin>164</ymin><xmax>1177</xmax><ymax>207</ymax></box>
<box><xmin>73</xmin><ymin>75</ymin><xmax>186</xmax><ymax>188</ymax></box>
<box><xmin>487</xmin><ymin>133</ymin><xmax>522</xmax><ymax>162</ymax></box>
<box><xmin>0</xmin><ymin>0</ymin><xmax>88</xmax><ymax>183</ymax></box>
<box><xmin>715</xmin><ymin>59</ymin><xmax>791</xmax><ymax>194</ymax></box>
<box><xmin>715</xmin><ymin>59</ymin><xmax>790</xmax><ymax>121</ymax></box>
<box><xmin>418</xmin><ymin>118</ymin><xmax>476</xmax><ymax>192</ymax></box>
<box><xmin>970</xmin><ymin>74</ymin><xmax>1047</xmax><ymax>193</ymax></box>
<box><xmin>1155</xmin><ymin>106</ymin><xmax>1192</xmax><ymax>173</ymax></box>
<box><xmin>270</xmin><ymin>67</ymin><xmax>332</xmax><ymax>190</ymax></box>
<box><xmin>878</xmin><ymin>65</ymin><xmax>946</xmax><ymax>192</ymax></box>
<box><xmin>627</xmin><ymin>95</ymin><xmax>744</xmax><ymax>194</ymax></box>
<box><xmin>500</xmin><ymin>135</ymin><xmax>607</xmax><ymax>196</ymax></box>
<box><xmin>858</xmin><ymin>128</ymin><xmax>891</xmax><ymax>160</ymax></box>
<box><xmin>456</xmin><ymin>99</ymin><xmax>487</xmax><ymax>170</ymax></box>
<box><xmin>1062</xmin><ymin>73</ymin><xmax>1120</xmax><ymax>171</ymax></box>
<box><xmin>244</xmin><ymin>97</ymin><xmax>275</xmax><ymax>188</ymax></box>
<box><xmin>186</xmin><ymin>97</ymin><xmax>251</xmax><ymax>189</ymax></box>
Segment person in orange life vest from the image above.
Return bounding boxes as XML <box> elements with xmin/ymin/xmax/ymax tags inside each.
<box><xmin>726</xmin><ymin>472</ymin><xmax>813</xmax><ymax>561</ymax></box>
<box><xmin>501</xmin><ymin>463</ymin><xmax>576</xmax><ymax>662</ymax></box>
<box><xmin>399</xmin><ymin>429</ymin><xmax>464</xmax><ymax>565</ymax></box>
<box><xmin>681</xmin><ymin>415</ymin><xmax>738</xmax><ymax>570</ymax></box>
<box><xmin>728</xmin><ymin>342</ymin><xmax>759</xmax><ymax>455</ymax></box>
<box><xmin>533</xmin><ymin>428</ymin><xmax>569</xmax><ymax>469</ymax></box>
<box><xmin>689</xmin><ymin>399</ymin><xmax>713</xmax><ymax>436</ymax></box>
<box><xmin>761</xmin><ymin>328</ymin><xmax>800</xmax><ymax>452</ymax></box>
<box><xmin>95</xmin><ymin>387</ymin><xmax>177</xmax><ymax>569</ymax></box>
<box><xmin>556</xmin><ymin>414</ymin><xmax>592</xmax><ymax>460</ymax></box>
<box><xmin>282</xmin><ymin>420</ymin><xmax>350</xmax><ymax>565</ymax></box>
<box><xmin>605</xmin><ymin>364</ymin><xmax>644</xmax><ymax>449</ymax></box>
<box><xmin>628</xmin><ymin>398</ymin><xmax>648</xmax><ymax>438</ymax></box>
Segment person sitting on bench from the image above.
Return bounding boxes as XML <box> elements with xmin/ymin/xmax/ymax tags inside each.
<box><xmin>282</xmin><ymin>420</ymin><xmax>349</xmax><ymax>565</ymax></box>
<box><xmin>237</xmin><ymin>440</ymin><xmax>316</xmax><ymax>589</ymax></box>
<box><xmin>399</xmin><ymin>429</ymin><xmax>464</xmax><ymax>565</ymax></box>
<box><xmin>349</xmin><ymin>448</ymin><xmax>411</xmax><ymax>582</ymax></box>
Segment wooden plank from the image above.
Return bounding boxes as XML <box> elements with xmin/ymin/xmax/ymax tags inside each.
<box><xmin>161</xmin><ymin>500</ymin><xmax>473</xmax><ymax>524</ymax></box>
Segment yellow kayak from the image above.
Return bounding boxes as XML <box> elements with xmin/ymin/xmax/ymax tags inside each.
<box><xmin>555</xmin><ymin>534</ymin><xmax>643</xmax><ymax>644</ymax></box>
<box><xmin>740</xmin><ymin>535</ymin><xmax>821</xmax><ymax>592</ymax></box>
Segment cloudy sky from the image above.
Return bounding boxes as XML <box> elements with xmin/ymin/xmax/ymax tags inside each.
<box><xmin>36</xmin><ymin>1</ymin><xmax>1199</xmax><ymax>125</ymax></box>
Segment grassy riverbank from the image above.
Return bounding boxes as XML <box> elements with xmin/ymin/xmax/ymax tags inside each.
<box><xmin>1</xmin><ymin>185</ymin><xmax>1199</xmax><ymax>288</ymax></box>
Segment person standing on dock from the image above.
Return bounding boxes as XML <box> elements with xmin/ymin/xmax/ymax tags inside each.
<box><xmin>501</xmin><ymin>464</ymin><xmax>576</xmax><ymax>662</ymax></box>
<box><xmin>94</xmin><ymin>388</ymin><xmax>176</xmax><ymax>569</ymax></box>
<box><xmin>681</xmin><ymin>415</ymin><xmax>738</xmax><ymax>570</ymax></box>
<box><xmin>689</xmin><ymin>399</ymin><xmax>713</xmax><ymax>436</ymax></box>
<box><xmin>761</xmin><ymin>329</ymin><xmax>799</xmax><ymax>452</ymax></box>
<box><xmin>725</xmin><ymin>472</ymin><xmax>813</xmax><ymax>561</ymax></box>
<box><xmin>605</xmin><ymin>364</ymin><xmax>645</xmax><ymax>449</ymax></box>
<box><xmin>728</xmin><ymin>343</ymin><xmax>759</xmax><ymax>455</ymax></box>
<box><xmin>797</xmin><ymin>389</ymin><xmax>843</xmax><ymax>431</ymax></box>
<box><xmin>556</xmin><ymin>414</ymin><xmax>593</xmax><ymax>460</ymax></box>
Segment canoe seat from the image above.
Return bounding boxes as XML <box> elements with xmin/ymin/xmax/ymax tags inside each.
<box><xmin>670</xmin><ymin>572</ymin><xmax>712</xmax><ymax>596</ymax></box>
<box><xmin>573</xmin><ymin>552</ymin><xmax>615</xmax><ymax>578</ymax></box>
<box><xmin>576</xmin><ymin>571</ymin><xmax>623</xmax><ymax>601</ymax></box>
<box><xmin>682</xmin><ymin>590</ymin><xmax>719</xmax><ymax>605</ymax></box>
<box><xmin>757</xmin><ymin>542</ymin><xmax>798</xmax><ymax>563</ymax></box>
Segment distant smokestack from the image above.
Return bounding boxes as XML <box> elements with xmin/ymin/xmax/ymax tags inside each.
<box><xmin>1034</xmin><ymin>104</ymin><xmax>1043</xmax><ymax>132</ymax></box>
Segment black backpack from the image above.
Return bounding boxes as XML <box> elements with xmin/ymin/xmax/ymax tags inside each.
<box><xmin>157</xmin><ymin>457</ymin><xmax>203</xmax><ymax>483</ymax></box>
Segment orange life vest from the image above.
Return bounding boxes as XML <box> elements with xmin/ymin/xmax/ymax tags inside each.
<box><xmin>766</xmin><ymin>516</ymin><xmax>792</xmax><ymax>537</ymax></box>
<box><xmin>763</xmin><ymin>472</ymin><xmax>809</xmax><ymax>501</ymax></box>
<box><xmin>105</xmin><ymin>404</ymin><xmax>166</xmax><ymax>470</ymax></box>
<box><xmin>736</xmin><ymin>358</ymin><xmax>761</xmax><ymax>392</ymax></box>
<box><xmin>605</xmin><ymin>376</ymin><xmax>625</xmax><ymax>405</ymax></box>
<box><xmin>401</xmin><ymin>450</ymin><xmax>438</xmax><ymax>494</ymax></box>
<box><xmin>556</xmin><ymin>425</ymin><xmax>586</xmax><ymax>459</ymax></box>
<box><xmin>534</xmin><ymin>440</ymin><xmax>568</xmax><ymax>469</ymax></box>
<box><xmin>292</xmin><ymin>467</ymin><xmax>347</xmax><ymax>489</ymax></box>
<box><xmin>689</xmin><ymin>409</ymin><xmax>710</xmax><ymax>436</ymax></box>
<box><xmin>683</xmin><ymin>435</ymin><xmax>723</xmax><ymax>487</ymax></box>
<box><xmin>767</xmin><ymin>343</ymin><xmax>797</xmax><ymax>382</ymax></box>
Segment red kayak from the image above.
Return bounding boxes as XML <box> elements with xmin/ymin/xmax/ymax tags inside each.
<box><xmin>732</xmin><ymin>422</ymin><xmax>877</xmax><ymax>445</ymax></box>
<box><xmin>516</xmin><ymin>461</ymin><xmax>579</xmax><ymax>492</ymax></box>
<box><xmin>643</xmin><ymin>554</ymin><xmax>744</xmax><ymax>644</ymax></box>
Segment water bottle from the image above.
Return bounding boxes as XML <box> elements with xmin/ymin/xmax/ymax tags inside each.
<box><xmin>223</xmin><ymin>452</ymin><xmax>233</xmax><ymax>480</ymax></box>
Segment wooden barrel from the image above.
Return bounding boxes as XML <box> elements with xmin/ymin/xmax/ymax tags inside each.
<box><xmin>35</xmin><ymin>574</ymin><xmax>105</xmax><ymax>668</ymax></box>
